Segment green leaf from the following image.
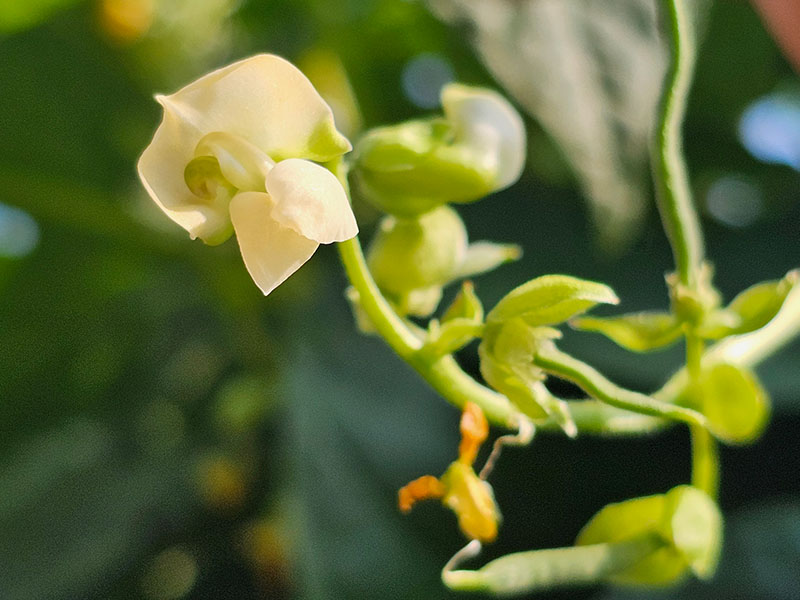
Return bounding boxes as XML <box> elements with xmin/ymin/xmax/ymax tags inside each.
<box><xmin>576</xmin><ymin>485</ymin><xmax>722</xmax><ymax>585</ymax></box>
<box><xmin>486</xmin><ymin>274</ymin><xmax>619</xmax><ymax>326</ymax></box>
<box><xmin>699</xmin><ymin>270</ymin><xmax>799</xmax><ymax>339</ymax></box>
<box><xmin>696</xmin><ymin>363</ymin><xmax>770</xmax><ymax>444</ymax></box>
<box><xmin>572</xmin><ymin>311</ymin><xmax>683</xmax><ymax>352</ymax></box>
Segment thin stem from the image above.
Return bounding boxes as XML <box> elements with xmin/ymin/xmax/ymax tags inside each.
<box><xmin>654</xmin><ymin>0</ymin><xmax>704</xmax><ymax>287</ymax></box>
<box><xmin>533</xmin><ymin>343</ymin><xmax>708</xmax><ymax>429</ymax></box>
<box><xmin>686</xmin><ymin>332</ymin><xmax>720</xmax><ymax>497</ymax></box>
<box><xmin>443</xmin><ymin>533</ymin><xmax>664</xmax><ymax>593</ymax></box>
<box><xmin>337</xmin><ymin>237</ymin><xmax>520</xmax><ymax>428</ymax></box>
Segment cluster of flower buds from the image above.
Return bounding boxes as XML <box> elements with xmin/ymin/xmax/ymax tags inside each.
<box><xmin>351</xmin><ymin>84</ymin><xmax>527</xmax><ymax>317</ymax></box>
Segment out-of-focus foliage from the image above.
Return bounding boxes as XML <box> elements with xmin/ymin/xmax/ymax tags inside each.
<box><xmin>429</xmin><ymin>0</ymin><xmax>668</xmax><ymax>250</ymax></box>
<box><xmin>0</xmin><ymin>0</ymin><xmax>798</xmax><ymax>599</ymax></box>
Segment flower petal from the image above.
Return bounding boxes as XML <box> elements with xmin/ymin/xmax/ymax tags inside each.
<box><xmin>156</xmin><ymin>54</ymin><xmax>351</xmax><ymax>162</ymax></box>
<box><xmin>138</xmin><ymin>99</ymin><xmax>233</xmax><ymax>244</ymax></box>
<box><xmin>265</xmin><ymin>159</ymin><xmax>358</xmax><ymax>244</ymax></box>
<box><xmin>229</xmin><ymin>192</ymin><xmax>319</xmax><ymax>295</ymax></box>
<box><xmin>442</xmin><ymin>83</ymin><xmax>526</xmax><ymax>190</ymax></box>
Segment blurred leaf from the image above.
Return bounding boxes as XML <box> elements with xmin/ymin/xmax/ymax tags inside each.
<box><xmin>0</xmin><ymin>419</ymin><xmax>194</xmax><ymax>600</ymax></box>
<box><xmin>0</xmin><ymin>0</ymin><xmax>82</xmax><ymax>33</ymax></box>
<box><xmin>599</xmin><ymin>500</ymin><xmax>800</xmax><ymax>600</ymax></box>
<box><xmin>695</xmin><ymin>363</ymin><xmax>770</xmax><ymax>444</ymax></box>
<box><xmin>576</xmin><ymin>486</ymin><xmax>722</xmax><ymax>585</ymax></box>
<box><xmin>429</xmin><ymin>0</ymin><xmax>666</xmax><ymax>249</ymax></box>
<box><xmin>699</xmin><ymin>270</ymin><xmax>799</xmax><ymax>340</ymax></box>
<box><xmin>576</xmin><ymin>493</ymin><xmax>687</xmax><ymax>585</ymax></box>
<box><xmin>573</xmin><ymin>311</ymin><xmax>683</xmax><ymax>352</ymax></box>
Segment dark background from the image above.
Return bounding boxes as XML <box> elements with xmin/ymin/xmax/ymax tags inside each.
<box><xmin>0</xmin><ymin>1</ymin><xmax>798</xmax><ymax>599</ymax></box>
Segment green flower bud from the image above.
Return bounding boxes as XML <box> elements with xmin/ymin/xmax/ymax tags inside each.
<box><xmin>352</xmin><ymin>84</ymin><xmax>526</xmax><ymax>216</ymax></box>
<box><xmin>367</xmin><ymin>205</ymin><xmax>467</xmax><ymax>313</ymax></box>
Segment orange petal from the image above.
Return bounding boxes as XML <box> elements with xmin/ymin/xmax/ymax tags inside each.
<box><xmin>458</xmin><ymin>402</ymin><xmax>488</xmax><ymax>465</ymax></box>
<box><xmin>398</xmin><ymin>475</ymin><xmax>446</xmax><ymax>513</ymax></box>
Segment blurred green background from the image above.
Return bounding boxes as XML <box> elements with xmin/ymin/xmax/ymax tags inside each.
<box><xmin>1</xmin><ymin>1</ymin><xmax>798</xmax><ymax>599</ymax></box>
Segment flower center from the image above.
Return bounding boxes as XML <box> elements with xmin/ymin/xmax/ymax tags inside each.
<box><xmin>184</xmin><ymin>132</ymin><xmax>275</xmax><ymax>201</ymax></box>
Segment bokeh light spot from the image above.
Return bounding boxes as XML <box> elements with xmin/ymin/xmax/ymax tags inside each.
<box><xmin>705</xmin><ymin>175</ymin><xmax>764</xmax><ymax>228</ymax></box>
<box><xmin>141</xmin><ymin>547</ymin><xmax>197</xmax><ymax>600</ymax></box>
<box><xmin>401</xmin><ymin>53</ymin><xmax>454</xmax><ymax>109</ymax></box>
<box><xmin>739</xmin><ymin>93</ymin><xmax>800</xmax><ymax>170</ymax></box>
<box><xmin>0</xmin><ymin>202</ymin><xmax>40</xmax><ymax>258</ymax></box>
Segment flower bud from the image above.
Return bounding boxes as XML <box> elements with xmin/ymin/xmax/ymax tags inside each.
<box><xmin>352</xmin><ymin>84</ymin><xmax>526</xmax><ymax>216</ymax></box>
<box><xmin>367</xmin><ymin>205</ymin><xmax>467</xmax><ymax>314</ymax></box>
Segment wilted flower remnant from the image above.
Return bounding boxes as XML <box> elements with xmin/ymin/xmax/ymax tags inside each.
<box><xmin>138</xmin><ymin>54</ymin><xmax>358</xmax><ymax>295</ymax></box>
<box><xmin>398</xmin><ymin>402</ymin><xmax>501</xmax><ymax>543</ymax></box>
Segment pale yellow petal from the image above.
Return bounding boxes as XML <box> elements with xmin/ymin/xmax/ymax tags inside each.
<box><xmin>159</xmin><ymin>54</ymin><xmax>351</xmax><ymax>162</ymax></box>
<box><xmin>137</xmin><ymin>100</ymin><xmax>232</xmax><ymax>244</ymax></box>
<box><xmin>442</xmin><ymin>83</ymin><xmax>526</xmax><ymax>190</ymax></box>
<box><xmin>229</xmin><ymin>192</ymin><xmax>319</xmax><ymax>295</ymax></box>
<box><xmin>265</xmin><ymin>159</ymin><xmax>358</xmax><ymax>244</ymax></box>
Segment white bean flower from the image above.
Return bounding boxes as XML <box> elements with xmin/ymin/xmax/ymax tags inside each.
<box><xmin>138</xmin><ymin>54</ymin><xmax>358</xmax><ymax>295</ymax></box>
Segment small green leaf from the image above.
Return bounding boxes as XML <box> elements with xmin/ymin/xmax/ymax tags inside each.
<box><xmin>453</xmin><ymin>241</ymin><xmax>522</xmax><ymax>280</ymax></box>
<box><xmin>442</xmin><ymin>281</ymin><xmax>484</xmax><ymax>323</ymax></box>
<box><xmin>572</xmin><ymin>311</ymin><xmax>683</xmax><ymax>352</ymax></box>
<box><xmin>699</xmin><ymin>270</ymin><xmax>799</xmax><ymax>339</ymax></box>
<box><xmin>486</xmin><ymin>275</ymin><xmax>619</xmax><ymax>326</ymax></box>
<box><xmin>696</xmin><ymin>363</ymin><xmax>770</xmax><ymax>444</ymax></box>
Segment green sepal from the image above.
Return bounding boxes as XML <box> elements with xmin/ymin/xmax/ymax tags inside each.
<box><xmin>486</xmin><ymin>275</ymin><xmax>619</xmax><ymax>326</ymax></box>
<box><xmin>301</xmin><ymin>116</ymin><xmax>353</xmax><ymax>163</ymax></box>
<box><xmin>571</xmin><ymin>311</ymin><xmax>683</xmax><ymax>352</ymax></box>
<box><xmin>668</xmin><ymin>263</ymin><xmax>722</xmax><ymax>326</ymax></box>
<box><xmin>697</xmin><ymin>270</ymin><xmax>798</xmax><ymax>340</ymax></box>
<box><xmin>576</xmin><ymin>485</ymin><xmax>722</xmax><ymax>585</ymax></box>
<box><xmin>442</xmin><ymin>281</ymin><xmax>484</xmax><ymax>323</ymax></box>
<box><xmin>453</xmin><ymin>242</ymin><xmax>522</xmax><ymax>280</ymax></box>
<box><xmin>422</xmin><ymin>318</ymin><xmax>484</xmax><ymax>359</ymax></box>
<box><xmin>478</xmin><ymin>320</ymin><xmax>575</xmax><ymax>436</ymax></box>
<box><xmin>688</xmin><ymin>363</ymin><xmax>770</xmax><ymax>444</ymax></box>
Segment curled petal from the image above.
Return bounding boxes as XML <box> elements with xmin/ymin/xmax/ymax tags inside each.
<box><xmin>194</xmin><ymin>131</ymin><xmax>274</xmax><ymax>192</ymax></box>
<box><xmin>442</xmin><ymin>83</ymin><xmax>526</xmax><ymax>190</ymax></box>
<box><xmin>138</xmin><ymin>100</ymin><xmax>232</xmax><ymax>243</ymax></box>
<box><xmin>229</xmin><ymin>192</ymin><xmax>319</xmax><ymax>295</ymax></box>
<box><xmin>265</xmin><ymin>159</ymin><xmax>358</xmax><ymax>244</ymax></box>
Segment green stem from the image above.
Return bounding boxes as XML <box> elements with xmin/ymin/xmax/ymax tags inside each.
<box><xmin>443</xmin><ymin>533</ymin><xmax>663</xmax><ymax>593</ymax></box>
<box><xmin>533</xmin><ymin>343</ymin><xmax>708</xmax><ymax>429</ymax></box>
<box><xmin>654</xmin><ymin>0</ymin><xmax>704</xmax><ymax>287</ymax></box>
<box><xmin>337</xmin><ymin>237</ymin><xmax>520</xmax><ymax>428</ymax></box>
<box><xmin>686</xmin><ymin>332</ymin><xmax>719</xmax><ymax>497</ymax></box>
